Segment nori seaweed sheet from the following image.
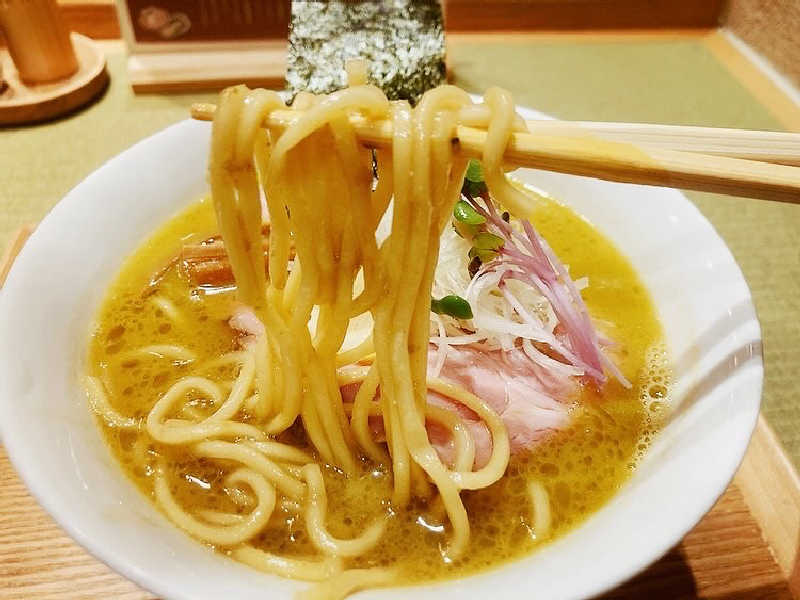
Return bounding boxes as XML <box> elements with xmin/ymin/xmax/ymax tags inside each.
<box><xmin>287</xmin><ymin>0</ymin><xmax>446</xmax><ymax>103</ymax></box>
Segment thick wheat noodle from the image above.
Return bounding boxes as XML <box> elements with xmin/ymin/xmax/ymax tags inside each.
<box><xmin>159</xmin><ymin>70</ymin><xmax>527</xmax><ymax>593</ymax></box>
<box><xmin>302</xmin><ymin>464</ymin><xmax>386</xmax><ymax>558</ymax></box>
<box><xmin>276</xmin><ymin>147</ymin><xmax>348</xmax><ymax>468</ymax></box>
<box><xmin>482</xmin><ymin>87</ymin><xmax>533</xmax><ymax>218</ymax></box>
<box><xmin>409</xmin><ymin>88</ymin><xmax>472</xmax><ymax>410</ymax></box>
<box><xmin>243</xmin><ymin>393</ymin><xmax>261</xmax><ymax>414</ymax></box>
<box><xmin>251</xmin><ymin>335</ymin><xmax>271</xmax><ymax>420</ymax></box>
<box><xmin>528</xmin><ymin>479</ymin><xmax>552</xmax><ymax>540</ymax></box>
<box><xmin>335</xmin><ymin>365</ymin><xmax>372</xmax><ymax>386</ymax></box>
<box><xmin>374</xmin><ymin>87</ymin><xmax>476</xmax><ymax>557</ymax></box>
<box><xmin>146</xmin><ymin>376</ymin><xmax>264</xmax><ymax>444</ymax></box>
<box><xmin>328</xmin><ymin>117</ymin><xmax>381</xmax><ymax>314</ymax></box>
<box><xmin>85</xmin><ymin>376</ymin><xmax>137</xmax><ymax>429</ymax></box>
<box><xmin>424</xmin><ymin>404</ymin><xmax>476</xmax><ymax>473</ymax></box>
<box><xmin>209</xmin><ymin>86</ymin><xmax>261</xmax><ymax>305</ymax></box>
<box><xmin>409</xmin><ymin>112</ymin><xmax>470</xmax><ymax>396</ymax></box>
<box><xmin>259</xmin><ymin>288</ymin><xmax>302</xmax><ymax>435</ymax></box>
<box><xmin>180</xmin><ymin>404</ymin><xmax>206</xmax><ymax>421</ymax></box>
<box><xmin>298</xmin><ymin>567</ymin><xmax>397</xmax><ymax>600</ymax></box>
<box><xmin>152</xmin><ymin>418</ymin><xmax>263</xmax><ymax>444</ymax></box>
<box><xmin>372</xmin><ymin>102</ymin><xmax>414</xmax><ymax>507</ymax></box>
<box><xmin>197</xmin><ymin>351</ymin><xmax>248</xmax><ymax>373</ymax></box>
<box><xmin>344</xmin><ymin>58</ymin><xmax>368</xmax><ymax>86</ymax></box>
<box><xmin>195</xmin><ymin>510</ymin><xmax>246</xmax><ymax>526</ymax></box>
<box><xmin>349</xmin><ymin>365</ymin><xmax>387</xmax><ymax>463</ymax></box>
<box><xmin>154</xmin><ymin>464</ymin><xmax>275</xmax><ymax>546</ymax></box>
<box><xmin>255</xmin><ymin>277</ymin><xmax>300</xmax><ymax>433</ymax></box>
<box><xmin>118</xmin><ymin>344</ymin><xmax>196</xmax><ymax>363</ymax></box>
<box><xmin>281</xmin><ymin>498</ymin><xmax>302</xmax><ymax>513</ymax></box>
<box><xmin>247</xmin><ymin>440</ymin><xmax>314</xmax><ymax>464</ymax></box>
<box><xmin>81</xmin><ymin>73</ymin><xmax>529</xmax><ymax>600</ymax></box>
<box><xmin>150</xmin><ymin>295</ymin><xmax>183</xmax><ymax>323</ymax></box>
<box><xmin>193</xmin><ymin>440</ymin><xmax>305</xmax><ymax>500</ymax></box>
<box><xmin>130</xmin><ymin>435</ymin><xmax>154</xmax><ymax>471</ymax></box>
<box><xmin>348</xmin><ymin>143</ymin><xmax>392</xmax><ymax>316</ymax></box>
<box><xmin>341</xmin><ymin>398</ymin><xmax>475</xmax><ymax>474</ymax></box>
<box><xmin>427</xmin><ymin>378</ymin><xmax>510</xmax><ymax>489</ymax></box>
<box><xmin>198</xmin><ymin>502</ymin><xmax>300</xmax><ymax>527</ymax></box>
<box><xmin>207</xmin><ymin>348</ymin><xmax>255</xmax><ymax>421</ymax></box>
<box><xmin>233</xmin><ymin>545</ymin><xmax>343</xmax><ymax>581</ymax></box>
<box><xmin>280</xmin><ymin>263</ymin><xmax>302</xmax><ymax>311</ymax></box>
<box><xmin>263</xmin><ymin>87</ymin><xmax>391</xmax><ymax>473</ymax></box>
<box><xmin>268</xmin><ymin>87</ymin><xmax>389</xmax><ymax>172</ymax></box>
<box><xmin>235</xmin><ymin>89</ymin><xmax>286</xmax><ymax>421</ymax></box>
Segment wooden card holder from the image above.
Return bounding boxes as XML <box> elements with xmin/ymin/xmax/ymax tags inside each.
<box><xmin>115</xmin><ymin>0</ymin><xmax>289</xmax><ymax>93</ymax></box>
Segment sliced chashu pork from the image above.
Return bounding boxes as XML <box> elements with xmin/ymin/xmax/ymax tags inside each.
<box><xmin>230</xmin><ymin>308</ymin><xmax>576</xmax><ymax>470</ymax></box>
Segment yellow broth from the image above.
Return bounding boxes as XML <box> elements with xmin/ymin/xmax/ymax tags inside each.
<box><xmin>88</xmin><ymin>194</ymin><xmax>668</xmax><ymax>583</ymax></box>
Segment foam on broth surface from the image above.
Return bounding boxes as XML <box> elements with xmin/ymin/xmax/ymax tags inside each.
<box><xmin>88</xmin><ymin>195</ymin><xmax>668</xmax><ymax>583</ymax></box>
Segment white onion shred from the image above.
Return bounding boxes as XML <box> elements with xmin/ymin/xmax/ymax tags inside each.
<box><xmin>430</xmin><ymin>195</ymin><xmax>630</xmax><ymax>390</ymax></box>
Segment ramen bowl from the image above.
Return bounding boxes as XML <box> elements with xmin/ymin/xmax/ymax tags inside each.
<box><xmin>0</xmin><ymin>106</ymin><xmax>762</xmax><ymax>600</ymax></box>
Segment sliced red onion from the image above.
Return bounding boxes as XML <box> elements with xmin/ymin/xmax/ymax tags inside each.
<box><xmin>465</xmin><ymin>194</ymin><xmax>630</xmax><ymax>389</ymax></box>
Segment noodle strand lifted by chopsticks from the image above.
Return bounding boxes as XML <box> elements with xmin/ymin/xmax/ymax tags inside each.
<box><xmin>127</xmin><ymin>62</ymin><xmax>532</xmax><ymax>597</ymax></box>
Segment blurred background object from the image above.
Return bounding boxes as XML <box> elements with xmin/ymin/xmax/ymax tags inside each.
<box><xmin>115</xmin><ymin>0</ymin><xmax>447</xmax><ymax>99</ymax></box>
<box><xmin>287</xmin><ymin>0</ymin><xmax>445</xmax><ymax>102</ymax></box>
<box><xmin>116</xmin><ymin>0</ymin><xmax>290</xmax><ymax>92</ymax></box>
<box><xmin>57</xmin><ymin>1</ymin><xmax>798</xmax><ymax>96</ymax></box>
<box><xmin>0</xmin><ymin>0</ymin><xmax>78</xmax><ymax>82</ymax></box>
<box><xmin>0</xmin><ymin>0</ymin><xmax>107</xmax><ymax>124</ymax></box>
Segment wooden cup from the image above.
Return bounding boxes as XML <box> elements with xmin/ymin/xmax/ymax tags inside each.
<box><xmin>0</xmin><ymin>0</ymin><xmax>79</xmax><ymax>83</ymax></box>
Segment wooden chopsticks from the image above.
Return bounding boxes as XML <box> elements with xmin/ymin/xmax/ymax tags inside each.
<box><xmin>0</xmin><ymin>224</ymin><xmax>34</xmax><ymax>288</ymax></box>
<box><xmin>190</xmin><ymin>103</ymin><xmax>800</xmax><ymax>203</ymax></box>
<box><xmin>523</xmin><ymin>121</ymin><xmax>800</xmax><ymax>167</ymax></box>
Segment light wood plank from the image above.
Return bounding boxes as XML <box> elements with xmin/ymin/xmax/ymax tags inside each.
<box><xmin>705</xmin><ymin>30</ymin><xmax>800</xmax><ymax>132</ymax></box>
<box><xmin>1</xmin><ymin>438</ymin><xmax>790</xmax><ymax>599</ymax></box>
<box><xmin>0</xmin><ymin>224</ymin><xmax>33</xmax><ymax>287</ymax></box>
<box><xmin>0</xmin><ymin>447</ymin><xmax>153</xmax><ymax>599</ymax></box>
<box><xmin>126</xmin><ymin>43</ymin><xmax>285</xmax><ymax>93</ymax></box>
<box><xmin>736</xmin><ymin>415</ymin><xmax>800</xmax><ymax>597</ymax></box>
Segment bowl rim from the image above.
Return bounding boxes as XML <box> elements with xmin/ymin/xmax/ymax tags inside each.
<box><xmin>0</xmin><ymin>107</ymin><xmax>763</xmax><ymax>600</ymax></box>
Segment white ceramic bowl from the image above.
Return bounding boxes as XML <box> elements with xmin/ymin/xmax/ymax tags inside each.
<box><xmin>0</xmin><ymin>106</ymin><xmax>762</xmax><ymax>600</ymax></box>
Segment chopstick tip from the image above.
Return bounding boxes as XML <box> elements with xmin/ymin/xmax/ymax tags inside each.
<box><xmin>191</xmin><ymin>103</ymin><xmax>216</xmax><ymax>121</ymax></box>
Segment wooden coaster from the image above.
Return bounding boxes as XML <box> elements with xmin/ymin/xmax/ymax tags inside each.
<box><xmin>0</xmin><ymin>33</ymin><xmax>109</xmax><ymax>126</ymax></box>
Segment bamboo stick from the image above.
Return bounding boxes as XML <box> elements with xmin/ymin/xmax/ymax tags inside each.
<box><xmin>190</xmin><ymin>103</ymin><xmax>800</xmax><ymax>203</ymax></box>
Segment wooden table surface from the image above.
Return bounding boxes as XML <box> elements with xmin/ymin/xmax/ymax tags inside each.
<box><xmin>0</xmin><ymin>446</ymin><xmax>150</xmax><ymax>599</ymax></box>
<box><xmin>0</xmin><ymin>442</ymin><xmax>791</xmax><ymax>599</ymax></box>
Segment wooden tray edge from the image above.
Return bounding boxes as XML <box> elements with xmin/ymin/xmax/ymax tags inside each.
<box><xmin>126</xmin><ymin>46</ymin><xmax>286</xmax><ymax>93</ymax></box>
<box><xmin>736</xmin><ymin>414</ymin><xmax>800</xmax><ymax>595</ymax></box>
<box><xmin>0</xmin><ymin>224</ymin><xmax>34</xmax><ymax>287</ymax></box>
